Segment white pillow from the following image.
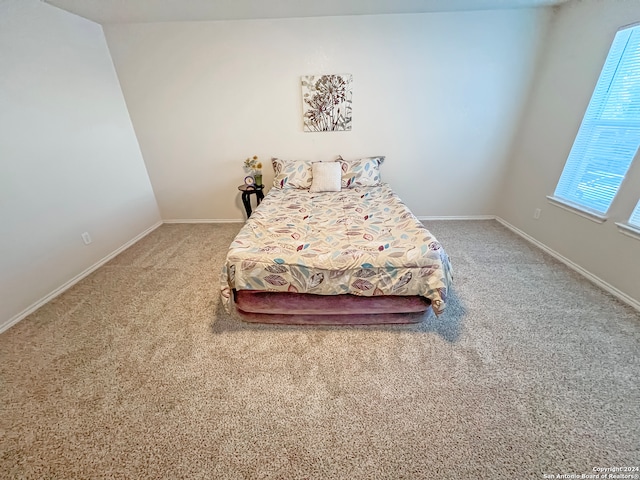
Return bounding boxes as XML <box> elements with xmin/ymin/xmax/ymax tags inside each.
<box><xmin>310</xmin><ymin>162</ymin><xmax>342</xmax><ymax>193</ymax></box>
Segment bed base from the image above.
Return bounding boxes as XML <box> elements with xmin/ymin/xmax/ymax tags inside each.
<box><xmin>233</xmin><ymin>290</ymin><xmax>431</xmax><ymax>325</ymax></box>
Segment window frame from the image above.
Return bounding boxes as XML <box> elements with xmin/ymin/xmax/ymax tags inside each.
<box><xmin>615</xmin><ymin>199</ymin><xmax>640</xmax><ymax>240</ymax></box>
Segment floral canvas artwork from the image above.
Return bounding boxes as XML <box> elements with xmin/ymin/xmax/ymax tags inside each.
<box><xmin>301</xmin><ymin>74</ymin><xmax>353</xmax><ymax>132</ymax></box>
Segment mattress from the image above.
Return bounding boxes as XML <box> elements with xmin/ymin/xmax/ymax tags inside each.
<box><xmin>220</xmin><ymin>183</ymin><xmax>453</xmax><ymax>315</ymax></box>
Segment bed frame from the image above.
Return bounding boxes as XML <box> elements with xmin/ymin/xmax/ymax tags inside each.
<box><xmin>233</xmin><ymin>290</ymin><xmax>431</xmax><ymax>325</ymax></box>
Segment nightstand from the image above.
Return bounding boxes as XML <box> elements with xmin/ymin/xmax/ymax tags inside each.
<box><xmin>238</xmin><ymin>184</ymin><xmax>264</xmax><ymax>218</ymax></box>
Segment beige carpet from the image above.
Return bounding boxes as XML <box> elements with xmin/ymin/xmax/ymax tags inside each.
<box><xmin>1</xmin><ymin>221</ymin><xmax>638</xmax><ymax>479</ymax></box>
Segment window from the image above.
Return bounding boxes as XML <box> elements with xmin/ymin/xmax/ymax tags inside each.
<box><xmin>616</xmin><ymin>199</ymin><xmax>640</xmax><ymax>239</ymax></box>
<box><xmin>552</xmin><ymin>24</ymin><xmax>640</xmax><ymax>217</ymax></box>
<box><xmin>629</xmin><ymin>199</ymin><xmax>640</xmax><ymax>229</ymax></box>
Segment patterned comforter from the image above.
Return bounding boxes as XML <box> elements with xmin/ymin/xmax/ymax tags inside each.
<box><xmin>220</xmin><ymin>184</ymin><xmax>453</xmax><ymax>315</ymax></box>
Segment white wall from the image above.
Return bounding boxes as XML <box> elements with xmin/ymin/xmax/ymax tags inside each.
<box><xmin>104</xmin><ymin>9</ymin><xmax>551</xmax><ymax>220</ymax></box>
<box><xmin>0</xmin><ymin>0</ymin><xmax>161</xmax><ymax>329</ymax></box>
<box><xmin>499</xmin><ymin>0</ymin><xmax>640</xmax><ymax>304</ymax></box>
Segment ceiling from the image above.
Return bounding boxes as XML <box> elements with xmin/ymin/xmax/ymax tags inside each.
<box><xmin>43</xmin><ymin>0</ymin><xmax>570</xmax><ymax>24</ymax></box>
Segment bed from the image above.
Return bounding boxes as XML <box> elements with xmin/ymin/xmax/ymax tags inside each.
<box><xmin>220</xmin><ymin>156</ymin><xmax>453</xmax><ymax>325</ymax></box>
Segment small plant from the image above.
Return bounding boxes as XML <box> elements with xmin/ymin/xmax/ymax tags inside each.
<box><xmin>243</xmin><ymin>155</ymin><xmax>262</xmax><ymax>174</ymax></box>
<box><xmin>243</xmin><ymin>155</ymin><xmax>263</xmax><ymax>185</ymax></box>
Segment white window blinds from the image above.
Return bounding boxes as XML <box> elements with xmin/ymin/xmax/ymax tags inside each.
<box><xmin>629</xmin><ymin>199</ymin><xmax>640</xmax><ymax>228</ymax></box>
<box><xmin>553</xmin><ymin>25</ymin><xmax>640</xmax><ymax>215</ymax></box>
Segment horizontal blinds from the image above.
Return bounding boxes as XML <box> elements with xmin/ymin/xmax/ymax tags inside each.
<box><xmin>629</xmin><ymin>200</ymin><xmax>640</xmax><ymax>228</ymax></box>
<box><xmin>554</xmin><ymin>26</ymin><xmax>640</xmax><ymax>214</ymax></box>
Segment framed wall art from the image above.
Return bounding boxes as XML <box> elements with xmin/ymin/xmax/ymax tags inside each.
<box><xmin>301</xmin><ymin>74</ymin><xmax>353</xmax><ymax>132</ymax></box>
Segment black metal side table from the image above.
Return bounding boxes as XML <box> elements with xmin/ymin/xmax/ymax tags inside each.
<box><xmin>238</xmin><ymin>184</ymin><xmax>264</xmax><ymax>218</ymax></box>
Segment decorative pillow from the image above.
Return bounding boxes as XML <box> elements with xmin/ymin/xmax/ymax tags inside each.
<box><xmin>310</xmin><ymin>162</ymin><xmax>342</xmax><ymax>193</ymax></box>
<box><xmin>338</xmin><ymin>156</ymin><xmax>385</xmax><ymax>188</ymax></box>
<box><xmin>271</xmin><ymin>158</ymin><xmax>314</xmax><ymax>189</ymax></box>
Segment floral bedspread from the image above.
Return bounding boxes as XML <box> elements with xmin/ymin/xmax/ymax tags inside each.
<box><xmin>220</xmin><ymin>184</ymin><xmax>453</xmax><ymax>315</ymax></box>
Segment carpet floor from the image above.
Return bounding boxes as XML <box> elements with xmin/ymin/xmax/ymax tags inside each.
<box><xmin>0</xmin><ymin>220</ymin><xmax>638</xmax><ymax>479</ymax></box>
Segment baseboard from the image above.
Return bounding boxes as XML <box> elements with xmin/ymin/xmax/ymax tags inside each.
<box><xmin>163</xmin><ymin>218</ymin><xmax>244</xmax><ymax>224</ymax></box>
<box><xmin>0</xmin><ymin>221</ymin><xmax>163</xmax><ymax>334</ymax></box>
<box><xmin>417</xmin><ymin>215</ymin><xmax>495</xmax><ymax>221</ymax></box>
<box><xmin>495</xmin><ymin>217</ymin><xmax>640</xmax><ymax>312</ymax></box>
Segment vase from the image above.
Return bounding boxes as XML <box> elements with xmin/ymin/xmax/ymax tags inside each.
<box><xmin>254</xmin><ymin>173</ymin><xmax>262</xmax><ymax>186</ymax></box>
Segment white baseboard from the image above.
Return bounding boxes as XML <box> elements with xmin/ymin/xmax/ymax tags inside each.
<box><xmin>418</xmin><ymin>215</ymin><xmax>495</xmax><ymax>221</ymax></box>
<box><xmin>0</xmin><ymin>221</ymin><xmax>163</xmax><ymax>334</ymax></box>
<box><xmin>163</xmin><ymin>218</ymin><xmax>244</xmax><ymax>224</ymax></box>
<box><xmin>495</xmin><ymin>217</ymin><xmax>640</xmax><ymax>312</ymax></box>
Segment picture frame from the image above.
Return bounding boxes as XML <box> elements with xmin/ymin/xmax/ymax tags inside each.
<box><xmin>302</xmin><ymin>74</ymin><xmax>353</xmax><ymax>132</ymax></box>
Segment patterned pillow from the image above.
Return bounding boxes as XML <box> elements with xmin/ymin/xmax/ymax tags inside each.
<box><xmin>271</xmin><ymin>158</ymin><xmax>314</xmax><ymax>189</ymax></box>
<box><xmin>338</xmin><ymin>156</ymin><xmax>385</xmax><ymax>188</ymax></box>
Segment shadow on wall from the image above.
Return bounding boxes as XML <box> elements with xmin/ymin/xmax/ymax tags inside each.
<box><xmin>209</xmin><ymin>288</ymin><xmax>466</xmax><ymax>343</ymax></box>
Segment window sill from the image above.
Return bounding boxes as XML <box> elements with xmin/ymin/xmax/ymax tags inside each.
<box><xmin>546</xmin><ymin>196</ymin><xmax>608</xmax><ymax>224</ymax></box>
<box><xmin>615</xmin><ymin>222</ymin><xmax>640</xmax><ymax>241</ymax></box>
